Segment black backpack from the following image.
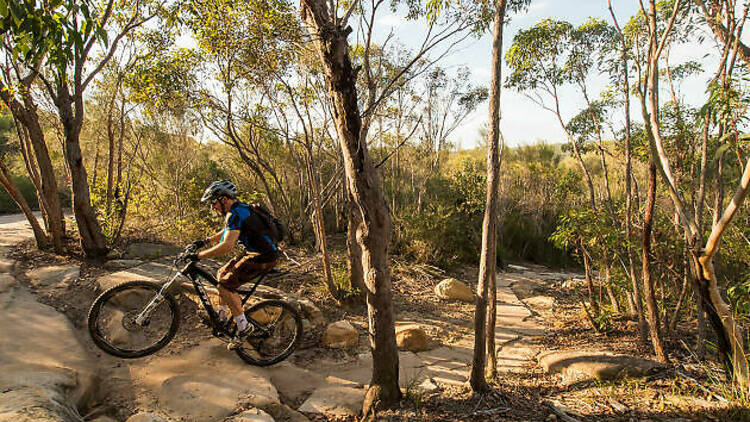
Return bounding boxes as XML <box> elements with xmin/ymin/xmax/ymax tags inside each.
<box><xmin>249</xmin><ymin>203</ymin><xmax>286</xmax><ymax>243</ymax></box>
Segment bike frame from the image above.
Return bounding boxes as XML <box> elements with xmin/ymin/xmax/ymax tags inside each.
<box><xmin>134</xmin><ymin>260</ymin><xmax>274</xmax><ymax>338</ymax></box>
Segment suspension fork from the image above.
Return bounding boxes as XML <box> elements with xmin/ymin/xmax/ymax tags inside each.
<box><xmin>134</xmin><ymin>271</ymin><xmax>185</xmax><ymax>325</ymax></box>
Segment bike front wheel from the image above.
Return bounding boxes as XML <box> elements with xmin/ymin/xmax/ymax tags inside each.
<box><xmin>88</xmin><ymin>280</ymin><xmax>179</xmax><ymax>358</ymax></box>
<box><xmin>235</xmin><ymin>299</ymin><xmax>302</xmax><ymax>366</ymax></box>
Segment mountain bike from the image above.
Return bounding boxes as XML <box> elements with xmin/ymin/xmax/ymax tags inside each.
<box><xmin>87</xmin><ymin>245</ymin><xmax>303</xmax><ymax>366</ymax></box>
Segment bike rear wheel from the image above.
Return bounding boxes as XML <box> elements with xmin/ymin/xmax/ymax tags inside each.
<box><xmin>234</xmin><ymin>299</ymin><xmax>302</xmax><ymax>366</ymax></box>
<box><xmin>88</xmin><ymin>280</ymin><xmax>179</xmax><ymax>358</ymax></box>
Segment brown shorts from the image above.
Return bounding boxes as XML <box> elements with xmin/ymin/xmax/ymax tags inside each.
<box><xmin>218</xmin><ymin>253</ymin><xmax>279</xmax><ymax>292</ymax></box>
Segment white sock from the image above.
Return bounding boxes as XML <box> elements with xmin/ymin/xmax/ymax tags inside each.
<box><xmin>235</xmin><ymin>314</ymin><xmax>248</xmax><ymax>332</ymax></box>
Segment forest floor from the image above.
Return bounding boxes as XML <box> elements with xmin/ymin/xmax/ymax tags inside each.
<box><xmin>1</xmin><ymin>213</ymin><xmax>748</xmax><ymax>421</ymax></box>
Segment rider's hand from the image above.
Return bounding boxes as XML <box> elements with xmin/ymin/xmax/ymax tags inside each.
<box><xmin>190</xmin><ymin>238</ymin><xmax>208</xmax><ymax>249</ymax></box>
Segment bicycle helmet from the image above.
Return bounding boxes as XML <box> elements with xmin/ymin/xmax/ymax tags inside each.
<box><xmin>201</xmin><ymin>180</ymin><xmax>238</xmax><ymax>203</ymax></box>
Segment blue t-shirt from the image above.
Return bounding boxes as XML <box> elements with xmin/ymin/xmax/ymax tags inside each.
<box><xmin>223</xmin><ymin>201</ymin><xmax>278</xmax><ymax>254</ymax></box>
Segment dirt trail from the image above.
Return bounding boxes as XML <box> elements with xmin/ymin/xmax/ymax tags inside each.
<box><xmin>0</xmin><ymin>213</ymin><xmax>563</xmax><ymax>422</ymax></box>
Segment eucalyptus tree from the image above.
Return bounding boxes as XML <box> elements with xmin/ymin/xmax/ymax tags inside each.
<box><xmin>0</xmin><ymin>114</ymin><xmax>48</xmax><ymax>247</ymax></box>
<box><xmin>506</xmin><ymin>19</ymin><xmax>597</xmax><ymax>210</ymax></box>
<box><xmin>186</xmin><ymin>0</ymin><xmax>301</xmax><ymax>221</ymax></box>
<box><xmin>506</xmin><ymin>17</ymin><xmax>652</xmax><ymax>340</ymax></box>
<box><xmin>299</xmin><ymin>0</ymin><xmax>486</xmax><ymax>411</ymax></box>
<box><xmin>0</xmin><ymin>44</ymin><xmax>65</xmax><ymax>251</ymax></box>
<box><xmin>0</xmin><ymin>0</ymin><xmax>169</xmax><ymax>257</ymax></box>
<box><xmin>470</xmin><ymin>0</ymin><xmax>511</xmax><ymax>392</ymax></box>
<box><xmin>640</xmin><ymin>0</ymin><xmax>750</xmax><ymax>387</ymax></box>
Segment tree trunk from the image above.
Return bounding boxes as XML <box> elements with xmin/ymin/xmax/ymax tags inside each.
<box><xmin>668</xmin><ymin>246</ymin><xmax>690</xmax><ymax>333</ymax></box>
<box><xmin>305</xmin><ymin>146</ymin><xmax>338</xmax><ymax>300</ymax></box>
<box><xmin>55</xmin><ymin>88</ymin><xmax>107</xmax><ymax>258</ymax></box>
<box><xmin>692</xmin><ymin>251</ymin><xmax>749</xmax><ymax>386</ymax></box>
<box><xmin>642</xmin><ymin>159</ymin><xmax>667</xmax><ymax>362</ymax></box>
<box><xmin>581</xmin><ymin>245</ymin><xmax>599</xmax><ymax>315</ymax></box>
<box><xmin>471</xmin><ymin>0</ymin><xmax>506</xmax><ymax>392</ymax></box>
<box><xmin>346</xmin><ymin>192</ymin><xmax>366</xmax><ymax>304</ymax></box>
<box><xmin>0</xmin><ymin>160</ymin><xmax>49</xmax><ymax>248</ymax></box>
<box><xmin>0</xmin><ymin>86</ymin><xmax>65</xmax><ymax>252</ymax></box>
<box><xmin>300</xmin><ymin>0</ymin><xmax>401</xmax><ymax>412</ymax></box>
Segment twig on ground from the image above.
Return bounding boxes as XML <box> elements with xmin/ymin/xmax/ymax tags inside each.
<box><xmin>470</xmin><ymin>406</ymin><xmax>510</xmax><ymax>416</ymax></box>
<box><xmin>543</xmin><ymin>399</ymin><xmax>584</xmax><ymax>422</ymax></box>
<box><xmin>675</xmin><ymin>370</ymin><xmax>729</xmax><ymax>402</ymax></box>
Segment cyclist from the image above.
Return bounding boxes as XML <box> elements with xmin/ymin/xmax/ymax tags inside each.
<box><xmin>183</xmin><ymin>180</ymin><xmax>280</xmax><ymax>349</ymax></box>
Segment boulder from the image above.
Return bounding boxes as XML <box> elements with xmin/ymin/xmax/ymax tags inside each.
<box><xmin>434</xmin><ymin>278</ymin><xmax>474</xmax><ymax>302</ymax></box>
<box><xmin>125</xmin><ymin>242</ymin><xmax>181</xmax><ymax>260</ymax></box>
<box><xmin>231</xmin><ymin>408</ymin><xmax>275</xmax><ymax>422</ymax></box>
<box><xmin>524</xmin><ymin>295</ymin><xmax>555</xmax><ymax>311</ymax></box>
<box><xmin>0</xmin><ymin>284</ymin><xmax>97</xmax><ymax>422</ymax></box>
<box><xmin>395</xmin><ymin>324</ymin><xmax>430</xmax><ymax>352</ymax></box>
<box><xmin>26</xmin><ymin>264</ymin><xmax>80</xmax><ymax>288</ymax></box>
<box><xmin>322</xmin><ymin>321</ymin><xmax>358</xmax><ymax>349</ymax></box>
<box><xmin>413</xmin><ymin>378</ymin><xmax>439</xmax><ymax>394</ymax></box>
<box><xmin>298</xmin><ymin>299</ymin><xmax>325</xmax><ymax>327</ymax></box>
<box><xmin>297</xmin><ymin>384</ymin><xmax>365</xmax><ymax>417</ymax></box>
<box><xmin>538</xmin><ymin>350</ymin><xmax>662</xmax><ymax>384</ymax></box>
<box><xmin>126</xmin><ymin>412</ymin><xmax>166</xmax><ymax>422</ymax></box>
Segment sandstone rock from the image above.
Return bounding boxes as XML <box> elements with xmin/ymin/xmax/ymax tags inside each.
<box><xmin>524</xmin><ymin>295</ymin><xmax>555</xmax><ymax>311</ymax></box>
<box><xmin>103</xmin><ymin>259</ymin><xmax>143</xmax><ymax>270</ymax></box>
<box><xmin>434</xmin><ymin>278</ymin><xmax>474</xmax><ymax>302</ymax></box>
<box><xmin>269</xmin><ymin>362</ymin><xmax>325</xmax><ymax>406</ymax></box>
<box><xmin>0</xmin><ymin>284</ymin><xmax>97</xmax><ymax>422</ymax></box>
<box><xmin>251</xmin><ymin>306</ymin><xmax>283</xmax><ymax>325</ymax></box>
<box><xmin>232</xmin><ymin>408</ymin><xmax>275</xmax><ymax>422</ymax></box>
<box><xmin>413</xmin><ymin>378</ymin><xmax>439</xmax><ymax>393</ymax></box>
<box><xmin>125</xmin><ymin>242</ymin><xmax>180</xmax><ymax>260</ymax></box>
<box><xmin>297</xmin><ymin>384</ymin><xmax>365</xmax><ymax>417</ymax></box>
<box><xmin>26</xmin><ymin>264</ymin><xmax>80</xmax><ymax>288</ymax></box>
<box><xmin>90</xmin><ymin>416</ymin><xmax>119</xmax><ymax>422</ymax></box>
<box><xmin>126</xmin><ymin>412</ymin><xmax>166</xmax><ymax>422</ymax></box>
<box><xmin>395</xmin><ymin>324</ymin><xmax>430</xmax><ymax>352</ymax></box>
<box><xmin>298</xmin><ymin>299</ymin><xmax>325</xmax><ymax>327</ymax></box>
<box><xmin>323</xmin><ymin>321</ymin><xmax>358</xmax><ymax>349</ymax></box>
<box><xmin>0</xmin><ymin>274</ymin><xmax>16</xmax><ymax>293</ymax></box>
<box><xmin>98</xmin><ymin>261</ymin><xmax>176</xmax><ymax>291</ymax></box>
<box><xmin>0</xmin><ymin>257</ymin><xmax>15</xmax><ymax>273</ymax></box>
<box><xmin>538</xmin><ymin>350</ymin><xmax>662</xmax><ymax>384</ymax></box>
<box><xmin>131</xmin><ymin>338</ymin><xmax>279</xmax><ymax>421</ymax></box>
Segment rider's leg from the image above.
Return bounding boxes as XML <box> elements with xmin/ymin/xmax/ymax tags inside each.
<box><xmin>217</xmin><ymin>284</ymin><xmax>244</xmax><ymax>317</ymax></box>
<box><xmin>215</xmin><ymin>264</ymin><xmax>231</xmax><ymax>319</ymax></box>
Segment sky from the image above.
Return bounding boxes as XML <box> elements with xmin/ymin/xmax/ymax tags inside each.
<box><xmin>366</xmin><ymin>0</ymin><xmax>748</xmax><ymax>149</ymax></box>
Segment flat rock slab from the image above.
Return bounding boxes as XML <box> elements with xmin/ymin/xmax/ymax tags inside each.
<box><xmin>267</xmin><ymin>362</ymin><xmax>326</xmax><ymax>406</ymax></box>
<box><xmin>26</xmin><ymin>265</ymin><xmax>80</xmax><ymax>288</ymax></box>
<box><xmin>297</xmin><ymin>383</ymin><xmax>365</xmax><ymax>417</ymax></box>
<box><xmin>524</xmin><ymin>295</ymin><xmax>556</xmax><ymax>311</ymax></box>
<box><xmin>0</xmin><ymin>257</ymin><xmax>15</xmax><ymax>273</ymax></box>
<box><xmin>98</xmin><ymin>261</ymin><xmax>176</xmax><ymax>291</ymax></box>
<box><xmin>103</xmin><ymin>259</ymin><xmax>143</xmax><ymax>270</ymax></box>
<box><xmin>125</xmin><ymin>412</ymin><xmax>168</xmax><ymax>422</ymax></box>
<box><xmin>125</xmin><ymin>242</ymin><xmax>181</xmax><ymax>260</ymax></box>
<box><xmin>538</xmin><ymin>350</ymin><xmax>662</xmax><ymax>383</ymax></box>
<box><xmin>0</xmin><ymin>282</ymin><xmax>97</xmax><ymax>421</ymax></box>
<box><xmin>132</xmin><ymin>338</ymin><xmax>279</xmax><ymax>421</ymax></box>
<box><xmin>231</xmin><ymin>408</ymin><xmax>275</xmax><ymax>422</ymax></box>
